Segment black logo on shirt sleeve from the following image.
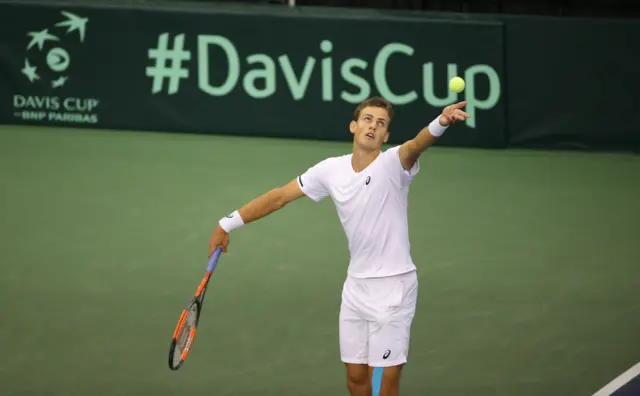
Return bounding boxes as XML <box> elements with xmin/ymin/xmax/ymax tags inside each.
<box><xmin>383</xmin><ymin>350</ymin><xmax>391</xmax><ymax>359</ymax></box>
<box><xmin>365</xmin><ymin>176</ymin><xmax>371</xmax><ymax>185</ymax></box>
<box><xmin>298</xmin><ymin>175</ymin><xmax>304</xmax><ymax>187</ymax></box>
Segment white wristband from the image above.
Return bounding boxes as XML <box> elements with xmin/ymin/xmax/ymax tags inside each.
<box><xmin>428</xmin><ymin>116</ymin><xmax>449</xmax><ymax>137</ymax></box>
<box><xmin>218</xmin><ymin>210</ymin><xmax>244</xmax><ymax>233</ymax></box>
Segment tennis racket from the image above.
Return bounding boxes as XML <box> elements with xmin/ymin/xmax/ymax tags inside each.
<box><xmin>168</xmin><ymin>247</ymin><xmax>223</xmax><ymax>370</ymax></box>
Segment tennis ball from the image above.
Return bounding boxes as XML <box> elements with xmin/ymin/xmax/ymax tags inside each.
<box><xmin>449</xmin><ymin>77</ymin><xmax>465</xmax><ymax>93</ymax></box>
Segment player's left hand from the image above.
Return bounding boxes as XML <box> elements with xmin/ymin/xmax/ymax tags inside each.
<box><xmin>439</xmin><ymin>101</ymin><xmax>471</xmax><ymax>126</ymax></box>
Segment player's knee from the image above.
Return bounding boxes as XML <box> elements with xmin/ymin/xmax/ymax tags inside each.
<box><xmin>346</xmin><ymin>366</ymin><xmax>369</xmax><ymax>392</ymax></box>
<box><xmin>346</xmin><ymin>371</ymin><xmax>368</xmax><ymax>387</ymax></box>
<box><xmin>381</xmin><ymin>364</ymin><xmax>403</xmax><ymax>386</ymax></box>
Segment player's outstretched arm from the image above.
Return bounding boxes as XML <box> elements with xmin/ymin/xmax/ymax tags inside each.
<box><xmin>398</xmin><ymin>101</ymin><xmax>470</xmax><ymax>170</ymax></box>
<box><xmin>208</xmin><ymin>178</ymin><xmax>305</xmax><ymax>256</ymax></box>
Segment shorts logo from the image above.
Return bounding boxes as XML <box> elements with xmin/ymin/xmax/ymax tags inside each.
<box><xmin>383</xmin><ymin>350</ymin><xmax>391</xmax><ymax>359</ymax></box>
<box><xmin>365</xmin><ymin>176</ymin><xmax>371</xmax><ymax>185</ymax></box>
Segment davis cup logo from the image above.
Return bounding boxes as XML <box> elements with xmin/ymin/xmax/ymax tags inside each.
<box><xmin>21</xmin><ymin>11</ymin><xmax>88</xmax><ymax>88</ymax></box>
<box><xmin>14</xmin><ymin>10</ymin><xmax>99</xmax><ymax>124</ymax></box>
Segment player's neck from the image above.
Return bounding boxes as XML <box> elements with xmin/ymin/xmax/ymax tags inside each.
<box><xmin>351</xmin><ymin>145</ymin><xmax>381</xmax><ymax>173</ymax></box>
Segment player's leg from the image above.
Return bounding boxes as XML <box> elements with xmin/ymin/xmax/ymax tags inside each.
<box><xmin>367</xmin><ymin>270</ymin><xmax>418</xmax><ymax>396</ymax></box>
<box><xmin>339</xmin><ymin>277</ymin><xmax>371</xmax><ymax>396</ymax></box>
<box><xmin>378</xmin><ymin>364</ymin><xmax>404</xmax><ymax>396</ymax></box>
<box><xmin>344</xmin><ymin>363</ymin><xmax>373</xmax><ymax>396</ymax></box>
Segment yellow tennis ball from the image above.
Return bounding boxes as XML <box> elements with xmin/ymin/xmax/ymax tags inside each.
<box><xmin>449</xmin><ymin>77</ymin><xmax>465</xmax><ymax>93</ymax></box>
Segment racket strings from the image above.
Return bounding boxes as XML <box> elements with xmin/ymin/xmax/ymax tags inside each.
<box><xmin>171</xmin><ymin>305</ymin><xmax>198</xmax><ymax>367</ymax></box>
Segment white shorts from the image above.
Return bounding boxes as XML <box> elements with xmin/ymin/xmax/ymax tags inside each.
<box><xmin>339</xmin><ymin>270</ymin><xmax>418</xmax><ymax>367</ymax></box>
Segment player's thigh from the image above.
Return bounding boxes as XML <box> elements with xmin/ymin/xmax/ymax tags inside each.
<box><xmin>339</xmin><ymin>283</ymin><xmax>369</xmax><ymax>364</ymax></box>
<box><xmin>339</xmin><ymin>314</ymin><xmax>369</xmax><ymax>363</ymax></box>
<box><xmin>368</xmin><ymin>271</ymin><xmax>418</xmax><ymax>367</ymax></box>
<box><xmin>368</xmin><ymin>316</ymin><xmax>414</xmax><ymax>367</ymax></box>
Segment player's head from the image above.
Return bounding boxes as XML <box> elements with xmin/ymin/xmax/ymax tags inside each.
<box><xmin>350</xmin><ymin>96</ymin><xmax>392</xmax><ymax>151</ymax></box>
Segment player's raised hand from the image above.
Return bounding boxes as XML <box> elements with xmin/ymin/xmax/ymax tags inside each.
<box><xmin>439</xmin><ymin>101</ymin><xmax>471</xmax><ymax>126</ymax></box>
<box><xmin>208</xmin><ymin>224</ymin><xmax>230</xmax><ymax>256</ymax></box>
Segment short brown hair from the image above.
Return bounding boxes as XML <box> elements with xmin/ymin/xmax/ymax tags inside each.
<box><xmin>352</xmin><ymin>96</ymin><xmax>393</xmax><ymax>122</ymax></box>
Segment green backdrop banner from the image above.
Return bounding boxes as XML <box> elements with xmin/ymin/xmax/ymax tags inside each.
<box><xmin>1</xmin><ymin>1</ymin><xmax>638</xmax><ymax>151</ymax></box>
<box><xmin>504</xmin><ymin>16</ymin><xmax>640</xmax><ymax>151</ymax></box>
<box><xmin>0</xmin><ymin>1</ymin><xmax>505</xmax><ymax>147</ymax></box>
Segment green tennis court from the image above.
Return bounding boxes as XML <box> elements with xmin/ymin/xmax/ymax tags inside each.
<box><xmin>1</xmin><ymin>125</ymin><xmax>639</xmax><ymax>396</ymax></box>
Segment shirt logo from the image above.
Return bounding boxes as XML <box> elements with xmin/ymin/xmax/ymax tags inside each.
<box><xmin>365</xmin><ymin>176</ymin><xmax>371</xmax><ymax>185</ymax></box>
<box><xmin>383</xmin><ymin>350</ymin><xmax>391</xmax><ymax>359</ymax></box>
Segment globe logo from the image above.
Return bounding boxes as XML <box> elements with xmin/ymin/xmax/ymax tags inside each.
<box><xmin>21</xmin><ymin>11</ymin><xmax>88</xmax><ymax>89</ymax></box>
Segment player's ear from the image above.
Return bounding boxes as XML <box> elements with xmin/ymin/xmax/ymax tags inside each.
<box><xmin>349</xmin><ymin>120</ymin><xmax>357</xmax><ymax>134</ymax></box>
<box><xmin>383</xmin><ymin>130</ymin><xmax>389</xmax><ymax>143</ymax></box>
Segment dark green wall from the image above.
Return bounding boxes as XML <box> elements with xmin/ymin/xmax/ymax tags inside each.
<box><xmin>0</xmin><ymin>0</ymin><xmax>638</xmax><ymax>151</ymax></box>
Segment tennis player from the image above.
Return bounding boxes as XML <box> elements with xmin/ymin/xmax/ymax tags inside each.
<box><xmin>208</xmin><ymin>97</ymin><xmax>470</xmax><ymax>396</ymax></box>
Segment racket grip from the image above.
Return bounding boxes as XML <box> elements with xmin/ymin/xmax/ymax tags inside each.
<box><xmin>207</xmin><ymin>247</ymin><xmax>223</xmax><ymax>273</ymax></box>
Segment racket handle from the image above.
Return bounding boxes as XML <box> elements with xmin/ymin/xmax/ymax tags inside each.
<box><xmin>207</xmin><ymin>247</ymin><xmax>223</xmax><ymax>273</ymax></box>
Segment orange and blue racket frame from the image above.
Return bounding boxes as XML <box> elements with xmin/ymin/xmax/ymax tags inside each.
<box><xmin>168</xmin><ymin>247</ymin><xmax>222</xmax><ymax>370</ymax></box>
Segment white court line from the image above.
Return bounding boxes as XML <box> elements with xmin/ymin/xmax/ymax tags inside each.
<box><xmin>593</xmin><ymin>362</ymin><xmax>640</xmax><ymax>396</ymax></box>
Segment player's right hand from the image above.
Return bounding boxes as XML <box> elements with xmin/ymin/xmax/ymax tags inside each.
<box><xmin>208</xmin><ymin>224</ymin><xmax>230</xmax><ymax>256</ymax></box>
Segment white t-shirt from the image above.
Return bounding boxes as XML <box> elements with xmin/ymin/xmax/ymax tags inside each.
<box><xmin>296</xmin><ymin>145</ymin><xmax>419</xmax><ymax>279</ymax></box>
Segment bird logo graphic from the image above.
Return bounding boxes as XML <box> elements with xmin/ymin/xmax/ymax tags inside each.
<box><xmin>21</xmin><ymin>11</ymin><xmax>89</xmax><ymax>89</ymax></box>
